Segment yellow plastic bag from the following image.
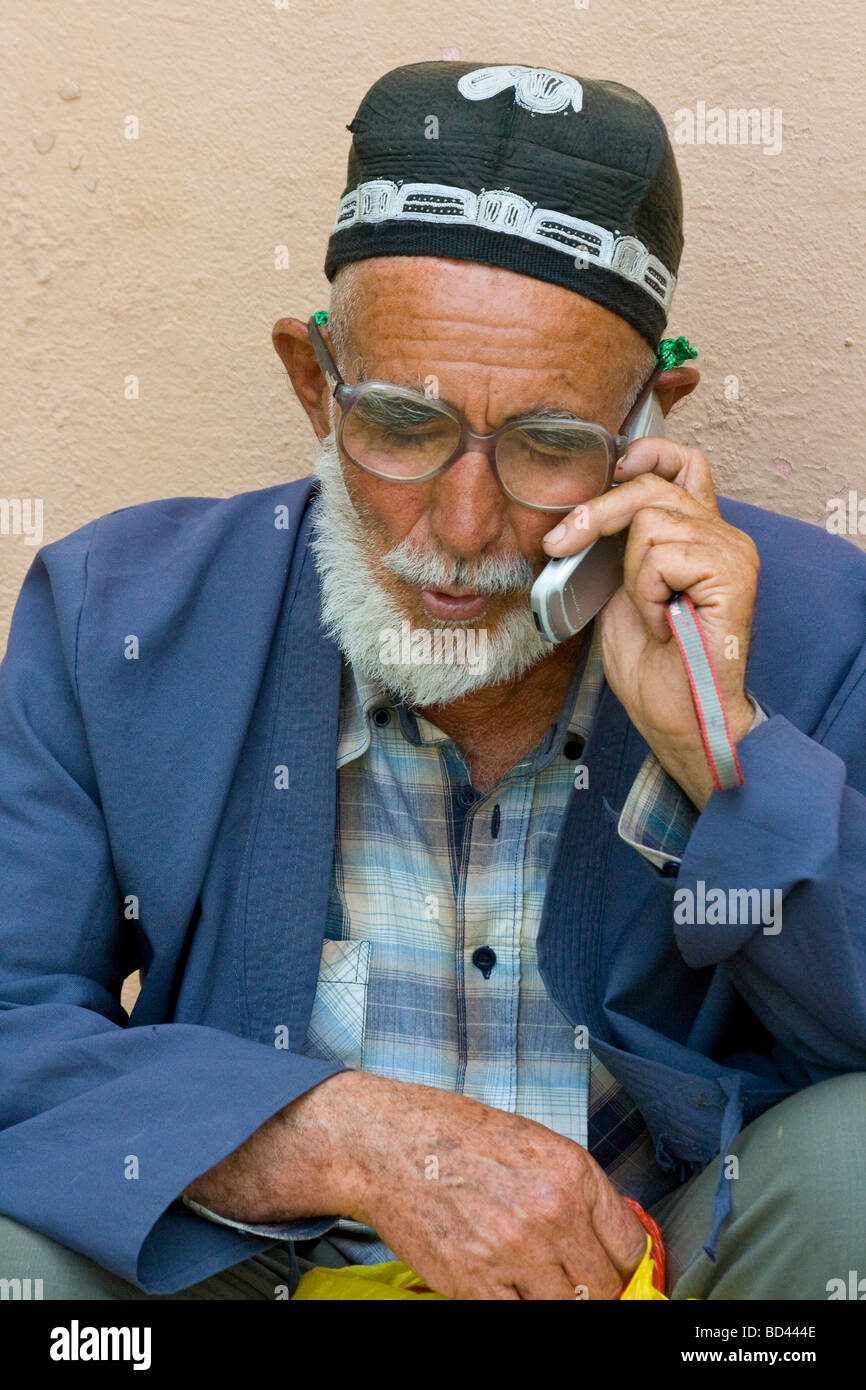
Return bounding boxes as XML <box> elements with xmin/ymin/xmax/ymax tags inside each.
<box><xmin>292</xmin><ymin>1258</ymin><xmax>447</xmax><ymax>1300</ymax></box>
<box><xmin>618</xmin><ymin>1231</ymin><xmax>668</xmax><ymax>1300</ymax></box>
<box><xmin>292</xmin><ymin>1233</ymin><xmax>666</xmax><ymax>1300</ymax></box>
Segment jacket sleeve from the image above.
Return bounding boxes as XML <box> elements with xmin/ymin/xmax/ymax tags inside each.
<box><xmin>0</xmin><ymin>532</ymin><xmax>345</xmax><ymax>1294</ymax></box>
<box><xmin>668</xmin><ymin>679</ymin><xmax>866</xmax><ymax>1078</ymax></box>
<box><xmin>616</xmin><ymin>696</ymin><xmax>768</xmax><ymax>870</ymax></box>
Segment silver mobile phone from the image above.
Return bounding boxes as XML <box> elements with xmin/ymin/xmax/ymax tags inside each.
<box><xmin>530</xmin><ymin>391</ymin><xmax>665</xmax><ymax>643</ymax></box>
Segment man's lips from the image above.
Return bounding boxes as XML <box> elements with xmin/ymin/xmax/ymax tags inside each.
<box><xmin>419</xmin><ymin>587</ymin><xmax>490</xmax><ymax>620</ymax></box>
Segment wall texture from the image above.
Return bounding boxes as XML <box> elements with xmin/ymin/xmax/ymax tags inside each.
<box><xmin>1</xmin><ymin>0</ymin><xmax>864</xmax><ymax>655</ymax></box>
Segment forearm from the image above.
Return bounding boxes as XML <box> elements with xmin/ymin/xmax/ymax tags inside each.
<box><xmin>182</xmin><ymin>1068</ymin><xmax>376</xmax><ymax>1225</ymax></box>
<box><xmin>186</xmin><ymin>1065</ymin><xmax>645</xmax><ymax>1300</ymax></box>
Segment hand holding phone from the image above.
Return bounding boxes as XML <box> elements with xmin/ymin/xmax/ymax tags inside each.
<box><xmin>530</xmin><ymin>390</ymin><xmax>665</xmax><ymax>644</ymax></box>
<box><xmin>528</xmin><ymin>390</ymin><xmax>746</xmax><ymax>793</ymax></box>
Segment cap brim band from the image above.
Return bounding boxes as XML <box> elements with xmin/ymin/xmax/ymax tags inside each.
<box><xmin>326</xmin><ymin>216</ymin><xmax>668</xmax><ymax>349</ymax></box>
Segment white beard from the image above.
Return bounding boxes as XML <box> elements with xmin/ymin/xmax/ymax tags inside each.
<box><xmin>308</xmin><ymin>426</ymin><xmax>552</xmax><ymax>706</ymax></box>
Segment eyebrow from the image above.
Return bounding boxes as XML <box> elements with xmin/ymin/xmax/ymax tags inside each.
<box><xmin>516</xmin><ymin>404</ymin><xmax>586</xmax><ymax>422</ymax></box>
<box><xmin>354</xmin><ymin>360</ymin><xmax>426</xmax><ymax>391</ymax></box>
<box><xmin>350</xmin><ymin>361</ymin><xmax>588</xmax><ymax>425</ymax></box>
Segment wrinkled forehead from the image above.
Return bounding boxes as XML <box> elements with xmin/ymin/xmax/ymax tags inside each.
<box><xmin>330</xmin><ymin>256</ymin><xmax>651</xmax><ymax>417</ymax></box>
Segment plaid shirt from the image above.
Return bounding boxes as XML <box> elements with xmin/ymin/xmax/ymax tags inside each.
<box><xmin>299</xmin><ymin>620</ymin><xmax>766</xmax><ymax>1263</ymax></box>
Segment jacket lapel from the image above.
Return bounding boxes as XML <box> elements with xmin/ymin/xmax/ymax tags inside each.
<box><xmin>234</xmin><ymin>507</ymin><xmax>343</xmax><ymax>1047</ymax></box>
<box><xmin>537</xmin><ymin>681</ymin><xmax>643</xmax><ymax>1032</ymax></box>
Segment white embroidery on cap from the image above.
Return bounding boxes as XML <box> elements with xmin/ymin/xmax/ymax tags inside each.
<box><xmin>457</xmin><ymin>65</ymin><xmax>583</xmax><ymax>116</ymax></box>
<box><xmin>331</xmin><ymin>179</ymin><xmax>676</xmax><ymax>311</ymax></box>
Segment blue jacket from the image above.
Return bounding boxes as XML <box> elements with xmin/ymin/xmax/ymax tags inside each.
<box><xmin>1</xmin><ymin>477</ymin><xmax>865</xmax><ymax>1293</ymax></box>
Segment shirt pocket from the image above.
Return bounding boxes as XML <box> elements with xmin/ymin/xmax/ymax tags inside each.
<box><xmin>302</xmin><ymin>938</ymin><xmax>372</xmax><ymax>1071</ymax></box>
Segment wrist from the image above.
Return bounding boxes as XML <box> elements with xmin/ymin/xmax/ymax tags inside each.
<box><xmin>647</xmin><ymin>694</ymin><xmax>755</xmax><ymax>810</ymax></box>
<box><xmin>641</xmin><ymin>728</ymin><xmax>715</xmax><ymax>810</ymax></box>
<box><xmin>283</xmin><ymin>1068</ymin><xmax>391</xmax><ymax>1219</ymax></box>
<box><xmin>726</xmin><ymin>694</ymin><xmax>758</xmax><ymax>746</ymax></box>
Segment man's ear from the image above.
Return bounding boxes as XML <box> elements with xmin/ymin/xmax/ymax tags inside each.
<box><xmin>272</xmin><ymin>316</ymin><xmax>332</xmax><ymax>441</ymax></box>
<box><xmin>653</xmin><ymin>364</ymin><xmax>700</xmax><ymax>418</ymax></box>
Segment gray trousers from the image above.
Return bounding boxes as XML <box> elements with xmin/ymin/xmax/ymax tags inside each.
<box><xmin>2</xmin><ymin>1073</ymin><xmax>864</xmax><ymax>1300</ymax></box>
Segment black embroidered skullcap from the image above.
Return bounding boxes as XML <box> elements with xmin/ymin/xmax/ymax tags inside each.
<box><xmin>324</xmin><ymin>61</ymin><xmax>684</xmax><ymax>349</ymax></box>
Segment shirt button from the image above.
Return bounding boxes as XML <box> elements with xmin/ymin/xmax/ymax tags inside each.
<box><xmin>563</xmin><ymin>736</ymin><xmax>584</xmax><ymax>759</ymax></box>
<box><xmin>471</xmin><ymin>946</ymin><xmax>497</xmax><ymax>978</ymax></box>
<box><xmin>458</xmin><ymin>786</ymin><xmax>477</xmax><ymax>807</ymax></box>
<box><xmin>659</xmin><ymin>860</ymin><xmax>678</xmax><ymax>877</ymax></box>
<box><xmin>372</xmin><ymin>707</ymin><xmax>391</xmax><ymax>726</ymax></box>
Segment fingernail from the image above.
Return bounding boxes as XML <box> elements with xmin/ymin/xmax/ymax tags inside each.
<box><xmin>543</xmin><ymin>522</ymin><xmax>567</xmax><ymax>543</ymax></box>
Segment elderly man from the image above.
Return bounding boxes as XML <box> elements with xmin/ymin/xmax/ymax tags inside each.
<box><xmin>1</xmin><ymin>61</ymin><xmax>865</xmax><ymax>1303</ymax></box>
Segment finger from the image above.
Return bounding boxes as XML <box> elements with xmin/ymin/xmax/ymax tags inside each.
<box><xmin>560</xmin><ymin>1250</ymin><xmax>626</xmax><ymax>1301</ymax></box>
<box><xmin>614</xmin><ymin>439</ymin><xmax>718</xmax><ymax>512</ymax></box>
<box><xmin>557</xmin><ymin>1215</ymin><xmax>636</xmax><ymax>1299</ymax></box>
<box><xmin>628</xmin><ymin>539</ymin><xmax>725</xmax><ymax>642</ymax></box>
<box><xmin>511</xmin><ymin>1261</ymin><xmax>593</xmax><ymax>1301</ymax></box>
<box><xmin>541</xmin><ymin>474</ymin><xmax>709</xmax><ymax>557</ymax></box>
<box><xmin>588</xmin><ymin>1183</ymin><xmax>648</xmax><ymax>1290</ymax></box>
<box><xmin>623</xmin><ymin>506</ymin><xmax>714</xmax><ymax>607</ymax></box>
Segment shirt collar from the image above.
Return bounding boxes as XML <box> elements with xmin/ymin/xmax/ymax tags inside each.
<box><xmin>335</xmin><ymin>660</ymin><xmax>389</xmax><ymax>768</ymax></box>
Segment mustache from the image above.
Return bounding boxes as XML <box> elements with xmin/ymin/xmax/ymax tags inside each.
<box><xmin>382</xmin><ymin>538</ymin><xmax>537</xmax><ymax>595</ymax></box>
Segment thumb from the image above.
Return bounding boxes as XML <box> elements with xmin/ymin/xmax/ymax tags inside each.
<box><xmin>590</xmin><ymin>1175</ymin><xmax>648</xmax><ymax>1287</ymax></box>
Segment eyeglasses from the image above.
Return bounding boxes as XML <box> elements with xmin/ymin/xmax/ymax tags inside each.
<box><xmin>307</xmin><ymin>312</ymin><xmax>661</xmax><ymax>513</ymax></box>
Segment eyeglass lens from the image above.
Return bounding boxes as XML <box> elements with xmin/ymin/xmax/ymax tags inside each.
<box><xmin>339</xmin><ymin>386</ymin><xmax>611</xmax><ymax>508</ymax></box>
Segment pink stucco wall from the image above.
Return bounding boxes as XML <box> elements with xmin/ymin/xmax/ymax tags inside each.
<box><xmin>1</xmin><ymin>1</ymin><xmax>864</xmax><ymax>654</ymax></box>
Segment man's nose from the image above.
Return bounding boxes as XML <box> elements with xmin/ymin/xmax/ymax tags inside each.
<box><xmin>426</xmin><ymin>447</ymin><xmax>507</xmax><ymax>558</ymax></box>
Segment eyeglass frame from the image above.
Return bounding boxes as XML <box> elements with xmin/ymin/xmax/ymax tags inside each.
<box><xmin>307</xmin><ymin>312</ymin><xmax>663</xmax><ymax>513</ymax></box>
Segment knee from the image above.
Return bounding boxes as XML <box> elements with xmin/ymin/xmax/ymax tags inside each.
<box><xmin>773</xmin><ymin>1071</ymin><xmax>866</xmax><ymax>1148</ymax></box>
<box><xmin>748</xmin><ymin>1072</ymin><xmax>866</xmax><ymax>1223</ymax></box>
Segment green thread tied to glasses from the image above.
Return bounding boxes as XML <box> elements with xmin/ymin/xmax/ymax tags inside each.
<box><xmin>314</xmin><ymin>311</ymin><xmax>696</xmax><ymax>373</ymax></box>
<box><xmin>655</xmin><ymin>335</ymin><xmax>698</xmax><ymax>370</ymax></box>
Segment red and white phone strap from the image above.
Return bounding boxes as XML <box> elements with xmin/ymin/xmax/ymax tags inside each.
<box><xmin>665</xmin><ymin>593</ymin><xmax>745</xmax><ymax>792</ymax></box>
